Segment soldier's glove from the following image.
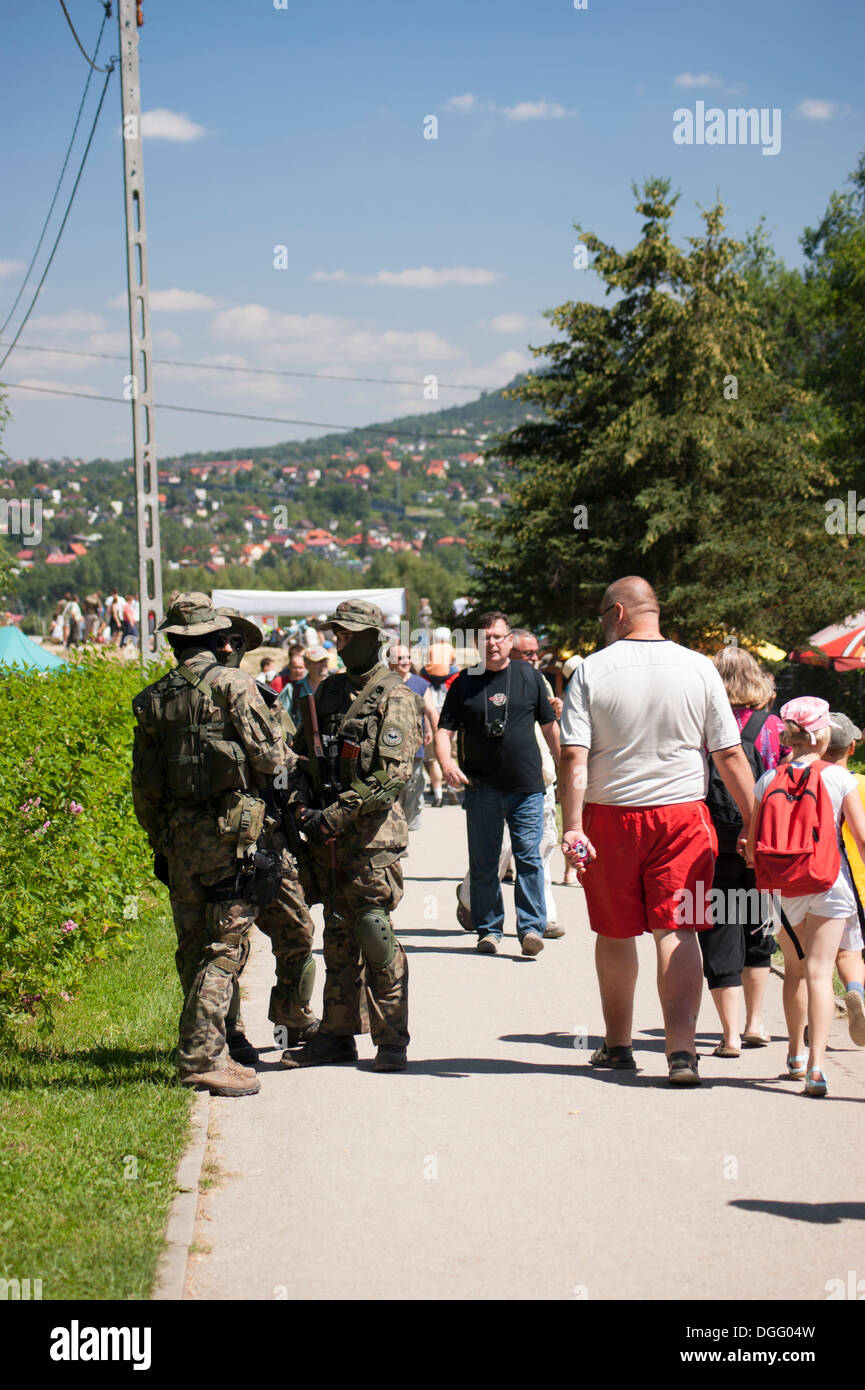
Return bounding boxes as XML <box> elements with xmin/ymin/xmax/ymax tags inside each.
<box><xmin>298</xmin><ymin>808</ymin><xmax>333</xmax><ymax>844</ymax></box>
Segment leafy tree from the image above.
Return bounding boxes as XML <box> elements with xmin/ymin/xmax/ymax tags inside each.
<box><xmin>471</xmin><ymin>177</ymin><xmax>861</xmax><ymax>650</ymax></box>
<box><xmin>802</xmin><ymin>151</ymin><xmax>865</xmax><ymax>491</ymax></box>
<box><xmin>365</xmin><ymin>550</ymin><xmax>467</xmax><ymax>627</ymax></box>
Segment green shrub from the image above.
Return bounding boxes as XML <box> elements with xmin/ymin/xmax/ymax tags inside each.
<box><xmin>0</xmin><ymin>652</ymin><xmax>167</xmax><ymax>1032</ymax></box>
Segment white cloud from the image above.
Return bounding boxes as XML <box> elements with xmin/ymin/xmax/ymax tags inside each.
<box><xmin>796</xmin><ymin>99</ymin><xmax>844</xmax><ymax>120</ymax></box>
<box><xmin>154</xmin><ymin>328</ymin><xmax>182</xmax><ymax>348</ymax></box>
<box><xmin>674</xmin><ymin>72</ymin><xmax>724</xmax><ymax>88</ymax></box>
<box><xmin>26</xmin><ymin>311</ymin><xmax>107</xmax><ymax>335</ymax></box>
<box><xmin>483</xmin><ymin>313</ymin><xmax>546</xmax><ymax>334</ymax></box>
<box><xmin>141</xmin><ymin>108</ymin><xmax>206</xmax><ymax>141</ymax></box>
<box><xmin>10</xmin><ymin>349</ymin><xmax>94</xmax><ymax>374</ymax></box>
<box><xmin>452</xmin><ymin>350</ymin><xmax>533</xmax><ymax>388</ymax></box>
<box><xmin>443</xmin><ymin>94</ymin><xmax>575</xmax><ymax>120</ymax></box>
<box><xmin>11</xmin><ymin>378</ymin><xmax>98</xmax><ymax>396</ymax></box>
<box><xmin>0</xmin><ymin>259</ymin><xmax>26</xmax><ymax>278</ymax></box>
<box><xmin>501</xmin><ymin>100</ymin><xmax>574</xmax><ymax>121</ymax></box>
<box><xmin>86</xmin><ymin>331</ymin><xmax>129</xmax><ymax>353</ymax></box>
<box><xmin>107</xmin><ymin>288</ymin><xmax>221</xmax><ymax>311</ymax></box>
<box><xmin>310</xmin><ymin>266</ymin><xmax>500</xmax><ymax>288</ymax></box>
<box><xmin>209</xmin><ymin>304</ymin><xmax>465</xmax><ymax>363</ymax></box>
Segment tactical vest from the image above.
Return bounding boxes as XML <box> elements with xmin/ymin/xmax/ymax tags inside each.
<box><xmin>132</xmin><ymin>662</ymin><xmax>252</xmax><ymax>804</ymax></box>
<box><xmin>314</xmin><ymin>667</ymin><xmax>403</xmax><ymax>793</ymax></box>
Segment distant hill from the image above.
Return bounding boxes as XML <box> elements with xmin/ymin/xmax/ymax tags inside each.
<box><xmin>176</xmin><ymin>374</ymin><xmax>539</xmax><ymax>466</ymax></box>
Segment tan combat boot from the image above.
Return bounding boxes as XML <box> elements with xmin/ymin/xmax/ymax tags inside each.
<box><xmin>181</xmin><ymin>1060</ymin><xmax>260</xmax><ymax>1096</ymax></box>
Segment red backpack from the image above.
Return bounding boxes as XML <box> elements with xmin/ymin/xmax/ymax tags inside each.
<box><xmin>753</xmin><ymin>761</ymin><xmax>840</xmax><ymax>894</ymax></box>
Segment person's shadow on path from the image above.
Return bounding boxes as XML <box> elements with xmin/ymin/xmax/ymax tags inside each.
<box><xmin>729</xmin><ymin>1199</ymin><xmax>865</xmax><ymax>1224</ymax></box>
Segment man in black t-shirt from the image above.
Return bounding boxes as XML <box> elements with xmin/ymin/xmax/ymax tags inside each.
<box><xmin>435</xmin><ymin>611</ymin><xmax>560</xmax><ymax>955</ymax></box>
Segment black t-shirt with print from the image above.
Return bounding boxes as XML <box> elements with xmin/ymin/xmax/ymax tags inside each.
<box><xmin>438</xmin><ymin>661</ymin><xmax>556</xmax><ymax>793</ymax></box>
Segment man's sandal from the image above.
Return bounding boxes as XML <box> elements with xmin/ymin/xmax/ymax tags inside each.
<box><xmin>589</xmin><ymin>1043</ymin><xmax>636</xmax><ymax>1069</ymax></box>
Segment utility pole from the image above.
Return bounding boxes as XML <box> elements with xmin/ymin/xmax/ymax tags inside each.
<box><xmin>118</xmin><ymin>0</ymin><xmax>162</xmax><ymax>659</ymax></box>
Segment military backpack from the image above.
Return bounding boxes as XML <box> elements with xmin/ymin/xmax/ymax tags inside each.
<box><xmin>132</xmin><ymin>661</ymin><xmax>252</xmax><ymax>804</ymax></box>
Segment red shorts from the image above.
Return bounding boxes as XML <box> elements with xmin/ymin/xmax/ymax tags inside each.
<box><xmin>582</xmin><ymin>801</ymin><xmax>717</xmax><ymax>939</ymax></box>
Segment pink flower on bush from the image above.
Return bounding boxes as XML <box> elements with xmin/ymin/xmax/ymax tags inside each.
<box><xmin>68</xmin><ymin>801</ymin><xmax>84</xmax><ymax>815</ymax></box>
<box><xmin>19</xmin><ymin>796</ymin><xmax>41</xmax><ymax>813</ymax></box>
<box><xmin>61</xmin><ymin>920</ymin><xmax>77</xmax><ymax>934</ymax></box>
<box><xmin>60</xmin><ymin>992</ymin><xmax>73</xmax><ymax>1002</ymax></box>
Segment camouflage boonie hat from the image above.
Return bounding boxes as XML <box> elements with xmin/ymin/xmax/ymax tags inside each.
<box><xmin>215</xmin><ymin>607</ymin><xmax>264</xmax><ymax>650</ymax></box>
<box><xmin>328</xmin><ymin>599</ymin><xmax>385</xmax><ymax>632</ymax></box>
<box><xmin>158</xmin><ymin>591</ymin><xmax>232</xmax><ymax>637</ymax></box>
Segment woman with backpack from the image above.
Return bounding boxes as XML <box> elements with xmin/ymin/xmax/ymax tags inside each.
<box><xmin>746</xmin><ymin>696</ymin><xmax>865</xmax><ymax>1097</ymax></box>
<box><xmin>702</xmin><ymin>648</ymin><xmax>787</xmax><ymax>1057</ymax></box>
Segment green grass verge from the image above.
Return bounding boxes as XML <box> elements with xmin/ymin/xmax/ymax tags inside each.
<box><xmin>0</xmin><ymin>910</ymin><xmax>191</xmax><ymax>1300</ymax></box>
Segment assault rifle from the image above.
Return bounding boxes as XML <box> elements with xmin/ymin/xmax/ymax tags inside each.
<box><xmin>297</xmin><ymin>690</ymin><xmax>341</xmax><ymax>918</ymax></box>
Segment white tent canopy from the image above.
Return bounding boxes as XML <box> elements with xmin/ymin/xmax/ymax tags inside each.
<box><xmin>210</xmin><ymin>587</ymin><xmax>407</xmax><ymax>620</ymax></box>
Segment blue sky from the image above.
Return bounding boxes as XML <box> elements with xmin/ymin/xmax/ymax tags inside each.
<box><xmin>1</xmin><ymin>0</ymin><xmax>862</xmax><ymax>462</ymax></box>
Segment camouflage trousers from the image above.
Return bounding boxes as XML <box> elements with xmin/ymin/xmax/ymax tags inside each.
<box><xmin>307</xmin><ymin>850</ymin><xmax>409</xmax><ymax>1048</ymax></box>
<box><xmin>167</xmin><ymin>812</ymin><xmax>315</xmax><ymax>1075</ymax></box>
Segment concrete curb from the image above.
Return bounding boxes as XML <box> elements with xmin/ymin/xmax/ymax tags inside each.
<box><xmin>150</xmin><ymin>1089</ymin><xmax>210</xmax><ymax>1301</ymax></box>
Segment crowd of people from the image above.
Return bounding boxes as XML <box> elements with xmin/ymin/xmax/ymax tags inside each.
<box><xmin>558</xmin><ymin>576</ymin><xmax>865</xmax><ymax>1095</ymax></box>
<box><xmin>128</xmin><ymin>581</ymin><xmax>865</xmax><ymax>1100</ymax></box>
<box><xmin>49</xmin><ymin>588</ymin><xmax>140</xmax><ymax>651</ymax></box>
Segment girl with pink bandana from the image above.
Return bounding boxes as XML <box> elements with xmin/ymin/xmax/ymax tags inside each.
<box><xmin>746</xmin><ymin>697</ymin><xmax>865</xmax><ymax>1096</ymax></box>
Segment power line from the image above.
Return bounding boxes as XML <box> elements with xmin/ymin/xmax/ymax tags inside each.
<box><xmin>1</xmin><ymin>4</ymin><xmax>112</xmax><ymax>336</ymax></box>
<box><xmin>3</xmin><ymin>381</ymin><xmax>499</xmax><ymax>442</ymax></box>
<box><xmin>57</xmin><ymin>0</ymin><xmax>114</xmax><ymax>72</ymax></box>
<box><xmin>0</xmin><ymin>61</ymin><xmax>115</xmax><ymax>373</ymax></box>
<box><xmin>0</xmin><ymin>339</ymin><xmax>490</xmax><ymax>392</ymax></box>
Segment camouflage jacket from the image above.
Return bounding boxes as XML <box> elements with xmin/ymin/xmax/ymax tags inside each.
<box><xmin>291</xmin><ymin>663</ymin><xmax>424</xmax><ymax>860</ymax></box>
<box><xmin>131</xmin><ymin>645</ymin><xmax>296</xmax><ymax>849</ymax></box>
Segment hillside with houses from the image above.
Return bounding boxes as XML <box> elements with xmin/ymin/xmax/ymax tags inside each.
<box><xmin>1</xmin><ymin>378</ymin><xmax>539</xmax><ymax>627</ymax></box>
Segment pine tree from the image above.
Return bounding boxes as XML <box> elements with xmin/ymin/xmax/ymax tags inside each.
<box><xmin>471</xmin><ymin>178</ymin><xmax>862</xmax><ymax>650</ymax></box>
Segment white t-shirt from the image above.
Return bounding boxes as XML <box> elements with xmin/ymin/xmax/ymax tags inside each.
<box><xmin>754</xmin><ymin>761</ymin><xmax>857</xmax><ymax>849</ymax></box>
<box><xmin>560</xmin><ymin>638</ymin><xmax>740</xmax><ymax>806</ymax></box>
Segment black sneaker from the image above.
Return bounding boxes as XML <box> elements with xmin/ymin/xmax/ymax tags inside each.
<box><xmin>227</xmin><ymin>1033</ymin><xmax>259</xmax><ymax>1066</ymax></box>
<box><xmin>668</xmin><ymin>1051</ymin><xmax>701</xmax><ymax>1085</ymax></box>
<box><xmin>281</xmin><ymin>1032</ymin><xmax>358</xmax><ymax>1069</ymax></box>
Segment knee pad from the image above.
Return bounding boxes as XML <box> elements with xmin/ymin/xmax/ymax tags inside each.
<box><xmin>293</xmin><ymin>954</ymin><xmax>315</xmax><ymax>1004</ymax></box>
<box><xmin>356</xmin><ymin>908</ymin><xmax>395</xmax><ymax>969</ymax></box>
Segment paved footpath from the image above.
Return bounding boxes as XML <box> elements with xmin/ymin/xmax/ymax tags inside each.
<box><xmin>186</xmin><ymin>806</ymin><xmax>865</xmax><ymax>1301</ymax></box>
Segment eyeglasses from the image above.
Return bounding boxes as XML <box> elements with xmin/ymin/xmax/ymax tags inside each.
<box><xmin>597</xmin><ymin>603</ymin><xmax>619</xmax><ymax>623</ymax></box>
<box><xmin>484</xmin><ymin>632</ymin><xmax>511</xmax><ymax>644</ymax></box>
<box><xmin>513</xmin><ymin>648</ymin><xmax>539</xmax><ymax>660</ymax></box>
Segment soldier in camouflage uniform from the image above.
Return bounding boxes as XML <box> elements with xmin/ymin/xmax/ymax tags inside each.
<box><xmin>131</xmin><ymin>592</ymin><xmax>305</xmax><ymax>1097</ymax></box>
<box><xmin>214</xmin><ymin>607</ymin><xmax>319</xmax><ymax>1054</ymax></box>
<box><xmin>285</xmin><ymin>600</ymin><xmax>424</xmax><ymax>1072</ymax></box>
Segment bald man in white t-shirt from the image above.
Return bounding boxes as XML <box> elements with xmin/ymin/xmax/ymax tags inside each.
<box><xmin>559</xmin><ymin>577</ymin><xmax>756</xmax><ymax>1084</ymax></box>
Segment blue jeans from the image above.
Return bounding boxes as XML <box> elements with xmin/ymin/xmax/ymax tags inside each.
<box><xmin>464</xmin><ymin>785</ymin><xmax>546</xmax><ymax>940</ymax></box>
